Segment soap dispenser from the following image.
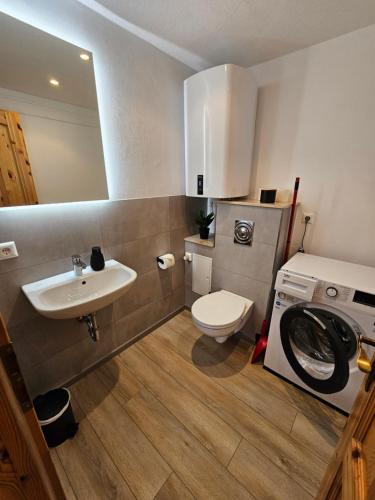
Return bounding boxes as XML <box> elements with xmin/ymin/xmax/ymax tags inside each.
<box><xmin>90</xmin><ymin>246</ymin><xmax>105</xmax><ymax>271</ymax></box>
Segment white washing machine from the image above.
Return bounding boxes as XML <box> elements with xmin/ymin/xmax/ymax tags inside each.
<box><xmin>264</xmin><ymin>253</ymin><xmax>375</xmax><ymax>413</ymax></box>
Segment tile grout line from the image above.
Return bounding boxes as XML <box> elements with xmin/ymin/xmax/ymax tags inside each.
<box><xmin>288</xmin><ymin>410</ymin><xmax>337</xmax><ymax>466</ymax></box>
<box><xmin>225</xmin><ymin>436</ymin><xmax>243</xmax><ymax>470</ymax></box>
<box><xmin>152</xmin><ymin>470</ymin><xmax>173</xmax><ymax>499</ymax></box>
<box><xmin>222</xmin><ymin>357</ymin><xmax>345</xmax><ymax>435</ymax></box>
<box><xmin>289</xmin><ymin>408</ymin><xmax>299</xmax><ymax>435</ymax></box>
<box><xmin>225</xmin><ymin>435</ymin><xmax>315</xmax><ymax>500</ymax></box>
<box><xmin>0</xmin><ymin>226</ymin><xmax>174</xmax><ymax>278</ymax></box>
<box><xmin>171</xmin><ymin>471</ymin><xmax>199</xmax><ymax>500</ymax></box>
<box><xmin>220</xmin><ymin>433</ymin><xmax>260</xmax><ymax>500</ymax></box>
<box><xmin>152</xmin><ymin>469</ymin><xmax>198</xmax><ymax>500</ymax></box>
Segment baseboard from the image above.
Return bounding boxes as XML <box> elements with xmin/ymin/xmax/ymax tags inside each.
<box><xmin>62</xmin><ymin>306</ymin><xmax>185</xmax><ymax>389</ymax></box>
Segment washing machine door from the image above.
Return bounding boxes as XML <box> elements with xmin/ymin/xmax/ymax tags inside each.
<box><xmin>280</xmin><ymin>303</ymin><xmax>360</xmax><ymax>394</ymax></box>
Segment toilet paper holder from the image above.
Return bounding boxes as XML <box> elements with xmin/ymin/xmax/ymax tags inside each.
<box><xmin>157</xmin><ymin>253</ymin><xmax>175</xmax><ymax>270</ymax></box>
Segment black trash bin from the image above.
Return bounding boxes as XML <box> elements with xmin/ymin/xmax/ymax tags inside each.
<box><xmin>33</xmin><ymin>388</ymin><xmax>78</xmax><ymax>448</ymax></box>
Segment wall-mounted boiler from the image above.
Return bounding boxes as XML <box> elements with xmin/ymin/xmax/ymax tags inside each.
<box><xmin>184</xmin><ymin>64</ymin><xmax>257</xmax><ymax>198</ymax></box>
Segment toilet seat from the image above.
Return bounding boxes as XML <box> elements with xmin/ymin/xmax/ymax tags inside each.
<box><xmin>192</xmin><ymin>290</ymin><xmax>246</xmax><ymax>330</ymax></box>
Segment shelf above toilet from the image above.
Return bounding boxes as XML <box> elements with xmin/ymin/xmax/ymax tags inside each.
<box><xmin>184</xmin><ymin>234</ymin><xmax>215</xmax><ymax>248</ymax></box>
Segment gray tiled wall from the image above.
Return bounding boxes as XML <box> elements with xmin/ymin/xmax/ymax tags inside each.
<box><xmin>185</xmin><ymin>202</ymin><xmax>290</xmax><ymax>339</ymax></box>
<box><xmin>0</xmin><ymin>195</ymin><xmax>203</xmax><ymax>396</ymax></box>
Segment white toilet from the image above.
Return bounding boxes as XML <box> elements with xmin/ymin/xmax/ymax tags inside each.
<box><xmin>191</xmin><ymin>290</ymin><xmax>254</xmax><ymax>343</ymax></box>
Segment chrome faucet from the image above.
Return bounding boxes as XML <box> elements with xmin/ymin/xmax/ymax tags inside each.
<box><xmin>72</xmin><ymin>254</ymin><xmax>87</xmax><ymax>276</ymax></box>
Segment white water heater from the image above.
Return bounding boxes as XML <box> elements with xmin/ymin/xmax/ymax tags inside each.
<box><xmin>184</xmin><ymin>64</ymin><xmax>257</xmax><ymax>198</ymax></box>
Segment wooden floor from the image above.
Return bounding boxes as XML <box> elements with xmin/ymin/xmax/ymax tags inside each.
<box><xmin>51</xmin><ymin>310</ymin><xmax>347</xmax><ymax>500</ymax></box>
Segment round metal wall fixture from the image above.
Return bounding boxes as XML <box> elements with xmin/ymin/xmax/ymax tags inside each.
<box><xmin>234</xmin><ymin>220</ymin><xmax>254</xmax><ymax>246</ymax></box>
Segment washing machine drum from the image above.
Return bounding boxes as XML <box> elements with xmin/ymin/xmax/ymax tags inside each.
<box><xmin>280</xmin><ymin>303</ymin><xmax>359</xmax><ymax>394</ymax></box>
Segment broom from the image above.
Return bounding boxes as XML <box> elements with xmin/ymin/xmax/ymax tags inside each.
<box><xmin>251</xmin><ymin>177</ymin><xmax>300</xmax><ymax>363</ymax></box>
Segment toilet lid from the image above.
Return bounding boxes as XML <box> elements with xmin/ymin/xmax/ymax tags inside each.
<box><xmin>192</xmin><ymin>291</ymin><xmax>245</xmax><ymax>329</ymax></box>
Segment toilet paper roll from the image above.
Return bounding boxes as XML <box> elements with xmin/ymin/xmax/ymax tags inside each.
<box><xmin>157</xmin><ymin>253</ymin><xmax>175</xmax><ymax>270</ymax></box>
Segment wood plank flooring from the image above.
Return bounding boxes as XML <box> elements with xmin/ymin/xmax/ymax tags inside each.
<box><xmin>52</xmin><ymin>310</ymin><xmax>346</xmax><ymax>499</ymax></box>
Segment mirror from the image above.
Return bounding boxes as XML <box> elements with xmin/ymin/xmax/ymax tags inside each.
<box><xmin>0</xmin><ymin>12</ymin><xmax>108</xmax><ymax>207</ymax></box>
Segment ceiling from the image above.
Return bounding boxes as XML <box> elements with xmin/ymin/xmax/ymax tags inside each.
<box><xmin>3</xmin><ymin>2</ymin><xmax>374</xmax><ymax>108</ymax></box>
<box><xmin>0</xmin><ymin>12</ymin><xmax>98</xmax><ymax>109</ymax></box>
<box><xmin>93</xmin><ymin>0</ymin><xmax>375</xmax><ymax>69</ymax></box>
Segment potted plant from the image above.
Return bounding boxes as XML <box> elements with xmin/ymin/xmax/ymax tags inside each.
<box><xmin>195</xmin><ymin>209</ymin><xmax>215</xmax><ymax>239</ymax></box>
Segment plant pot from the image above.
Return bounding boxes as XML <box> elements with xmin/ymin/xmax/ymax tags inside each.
<box><xmin>199</xmin><ymin>227</ymin><xmax>210</xmax><ymax>239</ymax></box>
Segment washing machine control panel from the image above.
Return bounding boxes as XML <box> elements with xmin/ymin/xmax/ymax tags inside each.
<box><xmin>314</xmin><ymin>281</ymin><xmax>352</xmax><ymax>303</ymax></box>
<box><xmin>274</xmin><ymin>292</ymin><xmax>301</xmax><ymax>309</ymax></box>
<box><xmin>326</xmin><ymin>286</ymin><xmax>338</xmax><ymax>298</ymax></box>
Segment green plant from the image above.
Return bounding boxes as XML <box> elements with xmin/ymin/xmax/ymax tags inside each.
<box><xmin>195</xmin><ymin>209</ymin><xmax>215</xmax><ymax>228</ymax></box>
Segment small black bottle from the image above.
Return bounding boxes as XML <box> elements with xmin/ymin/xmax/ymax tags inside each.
<box><xmin>90</xmin><ymin>246</ymin><xmax>105</xmax><ymax>271</ymax></box>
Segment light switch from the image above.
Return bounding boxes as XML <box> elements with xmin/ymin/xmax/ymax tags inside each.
<box><xmin>0</xmin><ymin>241</ymin><xmax>18</xmax><ymax>260</ymax></box>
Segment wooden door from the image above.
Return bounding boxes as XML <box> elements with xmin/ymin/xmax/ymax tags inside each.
<box><xmin>0</xmin><ymin>110</ymin><xmax>38</xmax><ymax>206</ymax></box>
<box><xmin>0</xmin><ymin>315</ymin><xmax>65</xmax><ymax>499</ymax></box>
<box><xmin>317</xmin><ymin>355</ymin><xmax>375</xmax><ymax>499</ymax></box>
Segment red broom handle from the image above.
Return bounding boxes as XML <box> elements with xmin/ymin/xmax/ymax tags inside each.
<box><xmin>283</xmin><ymin>177</ymin><xmax>300</xmax><ymax>263</ymax></box>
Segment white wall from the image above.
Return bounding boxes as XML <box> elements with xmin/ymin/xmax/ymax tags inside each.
<box><xmin>250</xmin><ymin>24</ymin><xmax>375</xmax><ymax>267</ymax></box>
<box><xmin>0</xmin><ymin>0</ymin><xmax>193</xmax><ymax>200</ymax></box>
<box><xmin>0</xmin><ymin>87</ymin><xmax>108</xmax><ymax>203</ymax></box>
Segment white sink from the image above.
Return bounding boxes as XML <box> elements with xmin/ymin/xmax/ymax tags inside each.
<box><xmin>22</xmin><ymin>259</ymin><xmax>137</xmax><ymax>320</ymax></box>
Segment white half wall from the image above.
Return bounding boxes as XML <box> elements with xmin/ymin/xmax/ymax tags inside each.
<box><xmin>0</xmin><ymin>0</ymin><xmax>193</xmax><ymax>200</ymax></box>
<box><xmin>250</xmin><ymin>24</ymin><xmax>375</xmax><ymax>267</ymax></box>
<box><xmin>0</xmin><ymin>87</ymin><xmax>108</xmax><ymax>203</ymax></box>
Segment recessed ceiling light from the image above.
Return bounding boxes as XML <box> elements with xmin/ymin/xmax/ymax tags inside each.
<box><xmin>80</xmin><ymin>53</ymin><xmax>90</xmax><ymax>61</ymax></box>
<box><xmin>49</xmin><ymin>78</ymin><xmax>59</xmax><ymax>87</ymax></box>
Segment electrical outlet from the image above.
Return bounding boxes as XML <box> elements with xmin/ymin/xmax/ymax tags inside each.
<box><xmin>0</xmin><ymin>241</ymin><xmax>18</xmax><ymax>260</ymax></box>
<box><xmin>302</xmin><ymin>212</ymin><xmax>315</xmax><ymax>224</ymax></box>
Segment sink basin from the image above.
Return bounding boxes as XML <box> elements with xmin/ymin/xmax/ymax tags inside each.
<box><xmin>22</xmin><ymin>259</ymin><xmax>137</xmax><ymax>319</ymax></box>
